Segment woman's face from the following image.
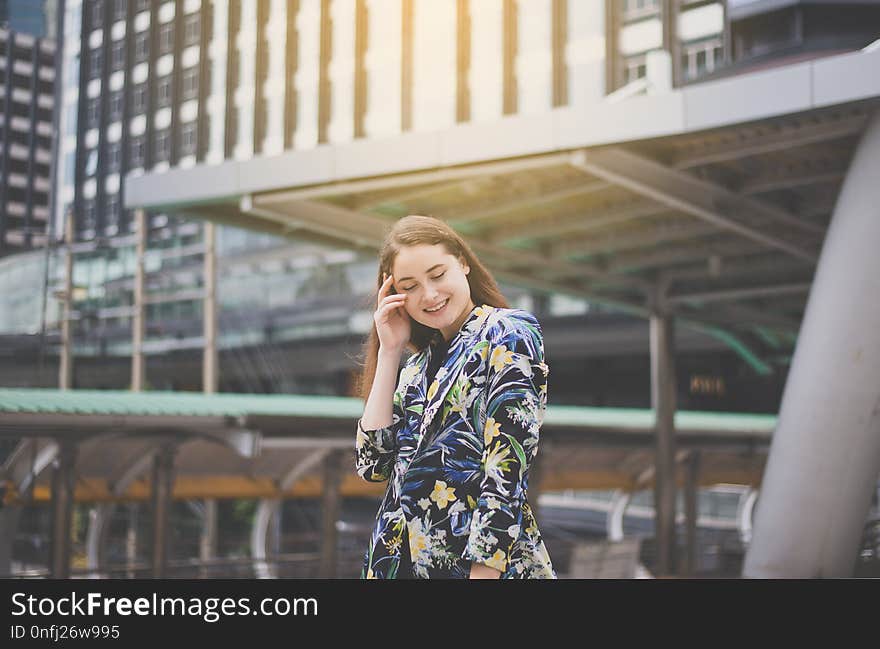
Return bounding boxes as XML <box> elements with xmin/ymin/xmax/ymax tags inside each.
<box><xmin>391</xmin><ymin>243</ymin><xmax>475</xmax><ymax>341</ymax></box>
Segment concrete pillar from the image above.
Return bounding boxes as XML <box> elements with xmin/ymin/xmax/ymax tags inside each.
<box><xmin>126</xmin><ymin>502</ymin><xmax>139</xmax><ymax>578</ymax></box>
<box><xmin>650</xmin><ymin>308</ymin><xmax>678</xmax><ymax>576</ymax></box>
<box><xmin>319</xmin><ymin>451</ymin><xmax>343</xmax><ymax>578</ymax></box>
<box><xmin>251</xmin><ymin>499</ymin><xmax>280</xmax><ymax>579</ymax></box>
<box><xmin>49</xmin><ymin>440</ymin><xmax>77</xmax><ymax>578</ymax></box>
<box><xmin>86</xmin><ymin>503</ymin><xmax>115</xmax><ymax>577</ymax></box>
<box><xmin>683</xmin><ymin>451</ymin><xmax>701</xmax><ymax>577</ymax></box>
<box><xmin>59</xmin><ymin>212</ymin><xmax>74</xmax><ymax>390</ymax></box>
<box><xmin>132</xmin><ymin>208</ymin><xmax>146</xmax><ymax>392</ymax></box>
<box><xmin>203</xmin><ymin>222</ymin><xmax>218</xmax><ymax>394</ymax></box>
<box><xmin>607</xmin><ymin>490</ymin><xmax>631</xmax><ymax>542</ymax></box>
<box><xmin>199</xmin><ymin>499</ymin><xmax>218</xmax><ymax>578</ymax></box>
<box><xmin>743</xmin><ymin>110</ymin><xmax>880</xmax><ymax>578</ymax></box>
<box><xmin>150</xmin><ymin>444</ymin><xmax>176</xmax><ymax>578</ymax></box>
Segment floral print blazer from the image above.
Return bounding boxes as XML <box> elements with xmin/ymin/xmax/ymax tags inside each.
<box><xmin>356</xmin><ymin>304</ymin><xmax>556</xmax><ymax>579</ymax></box>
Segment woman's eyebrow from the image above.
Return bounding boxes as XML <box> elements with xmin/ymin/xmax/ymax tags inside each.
<box><xmin>397</xmin><ymin>263</ymin><xmax>446</xmax><ymax>282</ymax></box>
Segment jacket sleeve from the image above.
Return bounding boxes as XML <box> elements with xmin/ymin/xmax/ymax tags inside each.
<box><xmin>463</xmin><ymin>312</ymin><xmax>549</xmax><ymax>573</ymax></box>
<box><xmin>355</xmin><ymin>387</ymin><xmax>405</xmax><ymax>483</ymax></box>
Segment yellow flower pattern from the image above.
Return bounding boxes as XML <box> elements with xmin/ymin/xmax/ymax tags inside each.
<box><xmin>429</xmin><ymin>480</ymin><xmax>457</xmax><ymax>509</ymax></box>
<box><xmin>483</xmin><ymin>417</ymin><xmax>501</xmax><ymax>446</ymax></box>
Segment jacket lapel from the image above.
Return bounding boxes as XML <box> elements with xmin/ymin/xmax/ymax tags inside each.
<box><xmin>414</xmin><ymin>305</ymin><xmax>497</xmax><ymax>452</ymax></box>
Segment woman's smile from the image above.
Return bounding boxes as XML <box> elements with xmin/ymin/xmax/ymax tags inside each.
<box><xmin>423</xmin><ymin>298</ymin><xmax>449</xmax><ymax>314</ymax></box>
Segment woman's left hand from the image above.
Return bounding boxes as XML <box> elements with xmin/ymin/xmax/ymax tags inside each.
<box><xmin>469</xmin><ymin>562</ymin><xmax>502</xmax><ymax>579</ymax></box>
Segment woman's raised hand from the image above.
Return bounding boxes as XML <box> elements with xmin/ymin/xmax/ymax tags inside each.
<box><xmin>374</xmin><ymin>273</ymin><xmax>411</xmax><ymax>354</ymax></box>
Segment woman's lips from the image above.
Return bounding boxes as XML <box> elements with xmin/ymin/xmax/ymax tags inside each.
<box><xmin>423</xmin><ymin>298</ymin><xmax>449</xmax><ymax>315</ymax></box>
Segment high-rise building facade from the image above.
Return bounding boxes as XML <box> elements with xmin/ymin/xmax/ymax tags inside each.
<box><xmin>0</xmin><ymin>27</ymin><xmax>55</xmax><ymax>256</ymax></box>
<box><xmin>0</xmin><ymin>0</ymin><xmax>58</xmax><ymax>40</ymax></box>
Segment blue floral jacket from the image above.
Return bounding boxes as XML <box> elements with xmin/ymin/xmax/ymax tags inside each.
<box><xmin>356</xmin><ymin>304</ymin><xmax>556</xmax><ymax>579</ymax></box>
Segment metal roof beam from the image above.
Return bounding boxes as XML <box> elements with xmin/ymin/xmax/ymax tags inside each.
<box><xmin>570</xmin><ymin>148</ymin><xmax>823</xmax><ymax>262</ymax></box>
<box><xmin>488</xmin><ymin>201</ymin><xmax>663</xmax><ymax>245</ymax></box>
<box><xmin>667</xmin><ymin>282</ymin><xmax>812</xmax><ymax>305</ymax></box>
<box><xmin>447</xmin><ymin>178</ymin><xmax>608</xmax><ymax>228</ymax></box>
<box><xmin>672</xmin><ymin>111</ymin><xmax>869</xmax><ymax>170</ymax></box>
<box><xmin>550</xmin><ymin>221</ymin><xmax>719</xmax><ymax>259</ymax></box>
<box><xmin>740</xmin><ymin>169</ymin><xmax>846</xmax><ymax>196</ymax></box>
<box><xmin>602</xmin><ymin>240</ymin><xmax>763</xmax><ymax>276</ymax></box>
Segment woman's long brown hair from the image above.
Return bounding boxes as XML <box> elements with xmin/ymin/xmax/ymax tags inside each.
<box><xmin>357</xmin><ymin>215</ymin><xmax>509</xmax><ymax>401</ymax></box>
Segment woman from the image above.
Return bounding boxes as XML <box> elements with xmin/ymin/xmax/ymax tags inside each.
<box><xmin>356</xmin><ymin>215</ymin><xmax>556</xmax><ymax>579</ymax></box>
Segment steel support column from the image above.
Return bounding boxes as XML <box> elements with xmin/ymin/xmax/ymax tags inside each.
<box><xmin>199</xmin><ymin>499</ymin><xmax>218</xmax><ymax>578</ymax></box>
<box><xmin>743</xmin><ymin>110</ymin><xmax>880</xmax><ymax>578</ymax></box>
<box><xmin>150</xmin><ymin>444</ymin><xmax>176</xmax><ymax>578</ymax></box>
<box><xmin>49</xmin><ymin>440</ymin><xmax>78</xmax><ymax>578</ymax></box>
<box><xmin>683</xmin><ymin>451</ymin><xmax>701</xmax><ymax>577</ymax></box>
<box><xmin>132</xmin><ymin>208</ymin><xmax>146</xmax><ymax>392</ymax></box>
<box><xmin>203</xmin><ymin>221</ymin><xmax>218</xmax><ymax>393</ymax></box>
<box><xmin>126</xmin><ymin>503</ymin><xmax>139</xmax><ymax>578</ymax></box>
<box><xmin>59</xmin><ymin>213</ymin><xmax>75</xmax><ymax>390</ymax></box>
<box><xmin>319</xmin><ymin>450</ymin><xmax>343</xmax><ymax>578</ymax></box>
<box><xmin>650</xmin><ymin>303</ymin><xmax>677</xmax><ymax>576</ymax></box>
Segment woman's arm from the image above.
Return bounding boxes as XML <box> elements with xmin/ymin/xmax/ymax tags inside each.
<box><xmin>356</xmin><ymin>349</ymin><xmax>406</xmax><ymax>483</ymax></box>
<box><xmin>360</xmin><ymin>347</ymin><xmax>403</xmax><ymax>431</ymax></box>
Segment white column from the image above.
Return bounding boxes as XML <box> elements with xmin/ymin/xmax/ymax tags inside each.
<box><xmin>327</xmin><ymin>0</ymin><xmax>356</xmax><ymax>144</ymax></box>
<box><xmin>469</xmin><ymin>0</ymin><xmax>503</xmax><ymax>123</ymax></box>
<box><xmin>516</xmin><ymin>0</ymin><xmax>553</xmax><ymax>114</ymax></box>
<box><xmin>293</xmin><ymin>0</ymin><xmax>322</xmax><ymax>149</ymax></box>
<box><xmin>206</xmin><ymin>0</ymin><xmax>228</xmax><ymax>164</ymax></box>
<box><xmin>364</xmin><ymin>0</ymin><xmax>402</xmax><ymax>138</ymax></box>
<box><xmin>411</xmin><ymin>0</ymin><xmax>456</xmax><ymax>133</ymax></box>
<box><xmin>234</xmin><ymin>0</ymin><xmax>257</xmax><ymax>159</ymax></box>
<box><xmin>261</xmin><ymin>0</ymin><xmax>288</xmax><ymax>155</ymax></box>
<box><xmin>743</xmin><ymin>111</ymin><xmax>880</xmax><ymax>578</ymax></box>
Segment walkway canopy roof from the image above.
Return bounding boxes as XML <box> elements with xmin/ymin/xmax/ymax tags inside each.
<box><xmin>0</xmin><ymin>389</ymin><xmax>774</xmax><ymax>503</ymax></box>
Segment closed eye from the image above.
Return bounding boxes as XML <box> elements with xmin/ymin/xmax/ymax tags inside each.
<box><xmin>401</xmin><ymin>271</ymin><xmax>445</xmax><ymax>291</ymax></box>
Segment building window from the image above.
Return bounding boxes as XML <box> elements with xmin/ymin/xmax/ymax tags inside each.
<box><xmin>159</xmin><ymin>23</ymin><xmax>175</xmax><ymax>54</ymax></box>
<box><xmin>184</xmin><ymin>14</ymin><xmax>200</xmax><ymax>46</ymax></box>
<box><xmin>134</xmin><ymin>31</ymin><xmax>149</xmax><ymax>62</ymax></box>
<box><xmin>89</xmin><ymin>48</ymin><xmax>103</xmax><ymax>79</ymax></box>
<box><xmin>136</xmin><ymin>0</ymin><xmax>151</xmax><ymax>12</ymax></box>
<box><xmin>106</xmin><ymin>141</ymin><xmax>121</xmax><ymax>172</ymax></box>
<box><xmin>154</xmin><ymin>129</ymin><xmax>171</xmax><ymax>162</ymax></box>
<box><xmin>129</xmin><ymin>135</ymin><xmax>146</xmax><ymax>167</ymax></box>
<box><xmin>109</xmin><ymin>89</ymin><xmax>123</xmax><ymax>121</ymax></box>
<box><xmin>82</xmin><ymin>199</ymin><xmax>97</xmax><ymax>229</ymax></box>
<box><xmin>111</xmin><ymin>40</ymin><xmax>126</xmax><ymax>71</ymax></box>
<box><xmin>131</xmin><ymin>82</ymin><xmax>148</xmax><ymax>114</ymax></box>
<box><xmin>624</xmin><ymin>53</ymin><xmax>647</xmax><ymax>84</ymax></box>
<box><xmin>91</xmin><ymin>0</ymin><xmax>105</xmax><ymax>28</ymax></box>
<box><xmin>621</xmin><ymin>0</ymin><xmax>660</xmax><ymax>22</ymax></box>
<box><xmin>156</xmin><ymin>75</ymin><xmax>173</xmax><ymax>107</ymax></box>
<box><xmin>84</xmin><ymin>149</ymin><xmax>98</xmax><ymax>176</ymax></box>
<box><xmin>180</xmin><ymin>121</ymin><xmax>197</xmax><ymax>156</ymax></box>
<box><xmin>681</xmin><ymin>37</ymin><xmax>724</xmax><ymax>81</ymax></box>
<box><xmin>86</xmin><ymin>97</ymin><xmax>100</xmax><ymax>128</ymax></box>
<box><xmin>105</xmin><ymin>195</ymin><xmax>119</xmax><ymax>223</ymax></box>
<box><xmin>182</xmin><ymin>67</ymin><xmax>199</xmax><ymax>100</ymax></box>
<box><xmin>113</xmin><ymin>0</ymin><xmax>127</xmax><ymax>21</ymax></box>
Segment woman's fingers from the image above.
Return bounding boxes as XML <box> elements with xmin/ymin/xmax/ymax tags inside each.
<box><xmin>377</xmin><ymin>273</ymin><xmax>395</xmax><ymax>307</ymax></box>
<box><xmin>376</xmin><ymin>295</ymin><xmax>406</xmax><ymax>322</ymax></box>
